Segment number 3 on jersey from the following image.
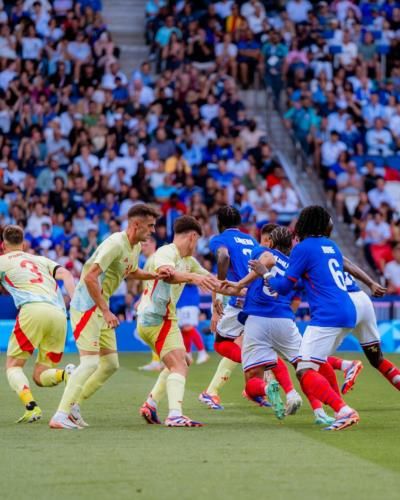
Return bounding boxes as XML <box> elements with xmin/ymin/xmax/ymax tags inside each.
<box><xmin>328</xmin><ymin>258</ymin><xmax>346</xmax><ymax>291</ymax></box>
<box><xmin>21</xmin><ymin>260</ymin><xmax>44</xmax><ymax>284</ymax></box>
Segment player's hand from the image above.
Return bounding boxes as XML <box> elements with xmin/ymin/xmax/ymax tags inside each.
<box><xmin>103</xmin><ymin>309</ymin><xmax>120</xmax><ymax>329</ymax></box>
<box><xmin>249</xmin><ymin>260</ymin><xmax>268</xmax><ymax>277</ymax></box>
<box><xmin>156</xmin><ymin>268</ymin><xmax>174</xmax><ymax>280</ymax></box>
<box><xmin>193</xmin><ymin>274</ymin><xmax>220</xmax><ymax>292</ymax></box>
<box><xmin>220</xmin><ymin>280</ymin><xmax>242</xmax><ymax>296</ymax></box>
<box><xmin>370</xmin><ymin>281</ymin><xmax>387</xmax><ymax>297</ymax></box>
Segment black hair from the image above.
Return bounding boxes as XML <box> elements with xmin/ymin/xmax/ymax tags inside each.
<box><xmin>295</xmin><ymin>205</ymin><xmax>332</xmax><ymax>241</ymax></box>
<box><xmin>216</xmin><ymin>205</ymin><xmax>241</xmax><ymax>231</ymax></box>
<box><xmin>174</xmin><ymin>215</ymin><xmax>202</xmax><ymax>236</ymax></box>
<box><xmin>261</xmin><ymin>223</ymin><xmax>279</xmax><ymax>236</ymax></box>
<box><xmin>269</xmin><ymin>227</ymin><xmax>293</xmax><ymax>256</ymax></box>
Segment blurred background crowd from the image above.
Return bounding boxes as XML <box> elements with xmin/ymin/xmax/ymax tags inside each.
<box><xmin>0</xmin><ymin>0</ymin><xmax>399</xmax><ymax>323</ymax></box>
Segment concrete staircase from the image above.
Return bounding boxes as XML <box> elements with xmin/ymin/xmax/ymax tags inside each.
<box><xmin>103</xmin><ymin>0</ymin><xmax>148</xmax><ymax>76</ymax></box>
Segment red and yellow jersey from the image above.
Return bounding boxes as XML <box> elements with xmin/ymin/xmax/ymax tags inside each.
<box><xmin>0</xmin><ymin>251</ymin><xmax>65</xmax><ymax>310</ymax></box>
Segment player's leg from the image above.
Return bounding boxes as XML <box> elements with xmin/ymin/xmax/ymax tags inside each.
<box><xmin>6</xmin><ymin>305</ymin><xmax>43</xmax><ymax>423</ymax></box>
<box><xmin>33</xmin><ymin>306</ymin><xmax>69</xmax><ymax>388</ymax></box>
<box><xmin>352</xmin><ymin>292</ymin><xmax>400</xmax><ymax>391</ymax></box>
<box><xmin>242</xmin><ymin>316</ymin><xmax>285</xmax><ymax>420</ymax></box>
<box><xmin>50</xmin><ymin>306</ymin><xmax>100</xmax><ymax>429</ymax></box>
<box><xmin>138</xmin><ymin>351</ymin><xmax>163</xmax><ymax>372</ymax></box>
<box><xmin>199</xmin><ymin>357</ymin><xmax>237</xmax><ymax>410</ymax></box>
<box><xmin>297</xmin><ymin>326</ymin><xmax>359</xmax><ymax>431</ymax></box>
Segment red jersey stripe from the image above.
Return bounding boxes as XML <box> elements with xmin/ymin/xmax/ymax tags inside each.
<box><xmin>14</xmin><ymin>316</ymin><xmax>35</xmax><ymax>354</ymax></box>
<box><xmin>73</xmin><ymin>305</ymin><xmax>97</xmax><ymax>341</ymax></box>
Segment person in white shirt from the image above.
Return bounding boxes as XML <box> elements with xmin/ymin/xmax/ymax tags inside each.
<box><xmin>338</xmin><ymin>30</ymin><xmax>358</xmax><ymax>66</ymax></box>
<box><xmin>248</xmin><ymin>183</ymin><xmax>272</xmax><ymax>221</ymax></box>
<box><xmin>99</xmin><ymin>148</ymin><xmax>125</xmax><ymax>177</ymax></box>
<box><xmin>248</xmin><ymin>3</ymin><xmax>266</xmax><ymax>36</ymax></box>
<box><xmin>384</xmin><ymin>244</ymin><xmax>400</xmax><ymax>294</ymax></box>
<box><xmin>26</xmin><ymin>202</ymin><xmax>52</xmax><ymax>238</ymax></box>
<box><xmin>0</xmin><ymin>61</ymin><xmax>17</xmax><ymax>91</ymax></box>
<box><xmin>200</xmin><ymin>94</ymin><xmax>219</xmax><ymax>123</ymax></box>
<box><xmin>4</xmin><ymin>159</ymin><xmax>26</xmax><ymax>188</ymax></box>
<box><xmin>72</xmin><ymin>206</ymin><xmax>92</xmax><ymax>239</ymax></box>
<box><xmin>129</xmin><ymin>78</ymin><xmax>155</xmax><ymax>107</ymax></box>
<box><xmin>286</xmin><ymin>0</ymin><xmax>312</xmax><ymax>23</ymax></box>
<box><xmin>21</xmin><ymin>25</ymin><xmax>43</xmax><ymax>60</ymax></box>
<box><xmin>389</xmin><ymin>102</ymin><xmax>400</xmax><ymax>140</ymax></box>
<box><xmin>46</xmin><ymin>123</ymin><xmax>71</xmax><ymax>166</ymax></box>
<box><xmin>227</xmin><ymin>147</ymin><xmax>250</xmax><ymax>177</ymax></box>
<box><xmin>366</xmin><ymin>118</ymin><xmax>394</xmax><ymax>157</ymax></box>
<box><xmin>364</xmin><ymin>211</ymin><xmax>391</xmax><ymax>244</ymax></box>
<box><xmin>321</xmin><ymin>130</ymin><xmax>347</xmax><ymax>168</ymax></box>
<box><xmin>241</xmin><ymin>0</ymin><xmax>266</xmax><ymax>20</ymax></box>
<box><xmin>327</xmin><ymin>106</ymin><xmax>350</xmax><ymax>133</ymax></box>
<box><xmin>67</xmin><ymin>31</ymin><xmax>91</xmax><ymax>80</ymax></box>
<box><xmin>74</xmin><ymin>145</ymin><xmax>99</xmax><ymax>178</ymax></box>
<box><xmin>271</xmin><ymin>177</ymin><xmax>299</xmax><ymax>208</ymax></box>
<box><xmin>215</xmin><ymin>0</ymin><xmax>233</xmax><ymax>19</ymax></box>
<box><xmin>368</xmin><ymin>177</ymin><xmax>395</xmax><ymax>209</ymax></box>
<box><xmin>215</xmin><ymin>32</ymin><xmax>238</xmax><ymax>78</ymax></box>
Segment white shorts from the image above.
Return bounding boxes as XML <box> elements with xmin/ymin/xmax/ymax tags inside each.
<box><xmin>298</xmin><ymin>325</ymin><xmax>351</xmax><ymax>370</ymax></box>
<box><xmin>216</xmin><ymin>304</ymin><xmax>243</xmax><ymax>339</ymax></box>
<box><xmin>177</xmin><ymin>306</ymin><xmax>199</xmax><ymax>327</ymax></box>
<box><xmin>349</xmin><ymin>291</ymin><xmax>380</xmax><ymax>346</ymax></box>
<box><xmin>242</xmin><ymin>316</ymin><xmax>301</xmax><ymax>372</ymax></box>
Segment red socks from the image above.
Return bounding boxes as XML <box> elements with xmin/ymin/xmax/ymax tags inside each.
<box><xmin>378</xmin><ymin>359</ymin><xmax>400</xmax><ymax>390</ymax></box>
<box><xmin>246</xmin><ymin>377</ymin><xmax>266</xmax><ymax>399</ymax></box>
<box><xmin>319</xmin><ymin>362</ymin><xmax>340</xmax><ymax>395</ymax></box>
<box><xmin>300</xmin><ymin>369</ymin><xmax>345</xmax><ymax>413</ymax></box>
<box><xmin>327</xmin><ymin>356</ymin><xmax>343</xmax><ymax>371</ymax></box>
<box><xmin>182</xmin><ymin>327</ymin><xmax>205</xmax><ymax>353</ymax></box>
<box><xmin>272</xmin><ymin>357</ymin><xmax>294</xmax><ymax>394</ymax></box>
<box><xmin>214</xmin><ymin>340</ymin><xmax>242</xmax><ymax>363</ymax></box>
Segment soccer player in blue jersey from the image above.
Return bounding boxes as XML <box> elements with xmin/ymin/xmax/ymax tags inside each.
<box><xmin>258</xmin><ymin>206</ymin><xmax>360</xmax><ymax>431</ymax></box>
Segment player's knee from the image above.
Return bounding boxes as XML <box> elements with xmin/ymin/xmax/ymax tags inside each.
<box><xmin>362</xmin><ymin>344</ymin><xmax>383</xmax><ymax>369</ymax></box>
<box><xmin>81</xmin><ymin>354</ymin><xmax>100</xmax><ymax>376</ymax></box>
<box><xmin>103</xmin><ymin>353</ymin><xmax>119</xmax><ymax>375</ymax></box>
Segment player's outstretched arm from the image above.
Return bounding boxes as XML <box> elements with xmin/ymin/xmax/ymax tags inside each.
<box><xmin>84</xmin><ymin>264</ymin><xmax>119</xmax><ymax>328</ymax></box>
<box><xmin>343</xmin><ymin>256</ymin><xmax>387</xmax><ymax>297</ymax></box>
<box><xmin>55</xmin><ymin>266</ymin><xmax>76</xmax><ymax>299</ymax></box>
<box><xmin>128</xmin><ymin>267</ymin><xmax>173</xmax><ymax>281</ymax></box>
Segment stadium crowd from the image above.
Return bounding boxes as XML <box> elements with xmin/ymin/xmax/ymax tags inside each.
<box><xmin>0</xmin><ymin>0</ymin><xmax>399</xmax><ymax>320</ymax></box>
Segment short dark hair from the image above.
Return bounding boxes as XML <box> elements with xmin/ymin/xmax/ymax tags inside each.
<box><xmin>270</xmin><ymin>227</ymin><xmax>293</xmax><ymax>256</ymax></box>
<box><xmin>261</xmin><ymin>223</ymin><xmax>279</xmax><ymax>236</ymax></box>
<box><xmin>295</xmin><ymin>205</ymin><xmax>331</xmax><ymax>241</ymax></box>
<box><xmin>3</xmin><ymin>225</ymin><xmax>24</xmax><ymax>246</ymax></box>
<box><xmin>174</xmin><ymin>215</ymin><xmax>202</xmax><ymax>236</ymax></box>
<box><xmin>128</xmin><ymin>204</ymin><xmax>160</xmax><ymax>220</ymax></box>
<box><xmin>216</xmin><ymin>205</ymin><xmax>241</xmax><ymax>230</ymax></box>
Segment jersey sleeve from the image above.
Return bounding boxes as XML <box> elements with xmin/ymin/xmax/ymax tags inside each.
<box><xmin>285</xmin><ymin>242</ymin><xmax>309</xmax><ymax>282</ymax></box>
<box><xmin>153</xmin><ymin>245</ymin><xmax>177</xmax><ymax>270</ymax></box>
<box><xmin>131</xmin><ymin>243</ymin><xmax>141</xmax><ymax>273</ymax></box>
<box><xmin>39</xmin><ymin>256</ymin><xmax>61</xmax><ymax>277</ymax></box>
<box><xmin>209</xmin><ymin>235</ymin><xmax>225</xmax><ymax>255</ymax></box>
<box><xmin>188</xmin><ymin>257</ymin><xmax>210</xmax><ymax>275</ymax></box>
<box><xmin>93</xmin><ymin>237</ymin><xmax>122</xmax><ymax>272</ymax></box>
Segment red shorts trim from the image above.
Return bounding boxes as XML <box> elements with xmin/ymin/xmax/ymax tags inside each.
<box><xmin>14</xmin><ymin>316</ymin><xmax>35</xmax><ymax>354</ymax></box>
<box><xmin>46</xmin><ymin>351</ymin><xmax>63</xmax><ymax>363</ymax></box>
<box><xmin>73</xmin><ymin>305</ymin><xmax>97</xmax><ymax>341</ymax></box>
<box><xmin>155</xmin><ymin>319</ymin><xmax>172</xmax><ymax>356</ymax></box>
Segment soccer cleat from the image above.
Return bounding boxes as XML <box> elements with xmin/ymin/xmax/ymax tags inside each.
<box><xmin>165</xmin><ymin>415</ymin><xmax>203</xmax><ymax>427</ymax></box>
<box><xmin>266</xmin><ymin>380</ymin><xmax>285</xmax><ymax>420</ymax></box>
<box><xmin>140</xmin><ymin>402</ymin><xmax>161</xmax><ymax>424</ymax></box>
<box><xmin>138</xmin><ymin>361</ymin><xmax>163</xmax><ymax>372</ymax></box>
<box><xmin>69</xmin><ymin>403</ymin><xmax>89</xmax><ymax>427</ymax></box>
<box><xmin>198</xmin><ymin>392</ymin><xmax>224</xmax><ymax>410</ymax></box>
<box><xmin>285</xmin><ymin>391</ymin><xmax>303</xmax><ymax>416</ymax></box>
<box><xmin>242</xmin><ymin>390</ymin><xmax>271</xmax><ymax>408</ymax></box>
<box><xmin>196</xmin><ymin>351</ymin><xmax>210</xmax><ymax>365</ymax></box>
<box><xmin>49</xmin><ymin>412</ymin><xmax>82</xmax><ymax>430</ymax></box>
<box><xmin>324</xmin><ymin>411</ymin><xmax>360</xmax><ymax>431</ymax></box>
<box><xmin>63</xmin><ymin>363</ymin><xmax>76</xmax><ymax>385</ymax></box>
<box><xmin>342</xmin><ymin>360</ymin><xmax>363</xmax><ymax>394</ymax></box>
<box><xmin>16</xmin><ymin>406</ymin><xmax>42</xmax><ymax>423</ymax></box>
<box><xmin>314</xmin><ymin>414</ymin><xmax>336</xmax><ymax>426</ymax></box>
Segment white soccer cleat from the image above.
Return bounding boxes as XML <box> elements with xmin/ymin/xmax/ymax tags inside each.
<box><xmin>285</xmin><ymin>390</ymin><xmax>303</xmax><ymax>416</ymax></box>
<box><xmin>69</xmin><ymin>403</ymin><xmax>89</xmax><ymax>427</ymax></box>
<box><xmin>63</xmin><ymin>363</ymin><xmax>76</xmax><ymax>384</ymax></box>
<box><xmin>196</xmin><ymin>351</ymin><xmax>210</xmax><ymax>365</ymax></box>
<box><xmin>138</xmin><ymin>361</ymin><xmax>163</xmax><ymax>372</ymax></box>
<box><xmin>49</xmin><ymin>411</ymin><xmax>82</xmax><ymax>430</ymax></box>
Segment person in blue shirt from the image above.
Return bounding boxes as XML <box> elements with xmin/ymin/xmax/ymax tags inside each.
<box><xmin>253</xmin><ymin>206</ymin><xmax>360</xmax><ymax>431</ymax></box>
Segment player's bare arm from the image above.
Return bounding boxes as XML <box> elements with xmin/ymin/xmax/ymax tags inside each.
<box><xmin>343</xmin><ymin>256</ymin><xmax>387</xmax><ymax>297</ymax></box>
<box><xmin>54</xmin><ymin>266</ymin><xmax>76</xmax><ymax>299</ymax></box>
<box><xmin>128</xmin><ymin>267</ymin><xmax>173</xmax><ymax>281</ymax></box>
<box><xmin>84</xmin><ymin>263</ymin><xmax>119</xmax><ymax>328</ymax></box>
<box><xmin>212</xmin><ymin>246</ymin><xmax>230</xmax><ymax>321</ymax></box>
<box><xmin>159</xmin><ymin>265</ymin><xmax>219</xmax><ymax>292</ymax></box>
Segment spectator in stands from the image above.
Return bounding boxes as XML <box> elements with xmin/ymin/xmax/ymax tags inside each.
<box><xmin>368</xmin><ymin>177</ymin><xmax>395</xmax><ymax>210</ymax></box>
<box><xmin>384</xmin><ymin>243</ymin><xmax>400</xmax><ymax>294</ymax></box>
<box><xmin>366</xmin><ymin>118</ymin><xmax>394</xmax><ymax>156</ymax></box>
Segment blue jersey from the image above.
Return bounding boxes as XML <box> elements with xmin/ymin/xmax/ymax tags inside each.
<box><xmin>209</xmin><ymin>228</ymin><xmax>258</xmax><ymax>307</ymax></box>
<box><xmin>177</xmin><ymin>284</ymin><xmax>200</xmax><ymax>308</ymax></box>
<box><xmin>244</xmin><ymin>247</ymin><xmax>297</xmax><ymax>319</ymax></box>
<box><xmin>344</xmin><ymin>272</ymin><xmax>361</xmax><ymax>293</ymax></box>
<box><xmin>270</xmin><ymin>236</ymin><xmax>356</xmax><ymax>328</ymax></box>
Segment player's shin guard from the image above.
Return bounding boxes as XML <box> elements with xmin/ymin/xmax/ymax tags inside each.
<box><xmin>166</xmin><ymin>372</ymin><xmax>186</xmax><ymax>417</ymax></box>
<box><xmin>245</xmin><ymin>377</ymin><xmax>266</xmax><ymax>399</ymax></box>
<box><xmin>57</xmin><ymin>355</ymin><xmax>99</xmax><ymax>413</ymax></box>
<box><xmin>319</xmin><ymin>362</ymin><xmax>340</xmax><ymax>395</ymax></box>
<box><xmin>148</xmin><ymin>367</ymin><xmax>170</xmax><ymax>407</ymax></box>
<box><xmin>327</xmin><ymin>356</ymin><xmax>344</xmax><ymax>371</ymax></box>
<box><xmin>207</xmin><ymin>357</ymin><xmax>237</xmax><ymax>396</ymax></box>
<box><xmin>7</xmin><ymin>367</ymin><xmax>36</xmax><ymax>408</ymax></box>
<box><xmin>378</xmin><ymin>359</ymin><xmax>400</xmax><ymax>390</ymax></box>
<box><xmin>272</xmin><ymin>358</ymin><xmax>294</xmax><ymax>394</ymax></box>
<box><xmin>39</xmin><ymin>369</ymin><xmax>64</xmax><ymax>387</ymax></box>
<box><xmin>299</xmin><ymin>369</ymin><xmax>346</xmax><ymax>413</ymax></box>
<box><xmin>214</xmin><ymin>340</ymin><xmax>242</xmax><ymax>363</ymax></box>
<box><xmin>77</xmin><ymin>353</ymin><xmax>119</xmax><ymax>404</ymax></box>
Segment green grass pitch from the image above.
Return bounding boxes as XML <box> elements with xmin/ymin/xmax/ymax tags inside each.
<box><xmin>0</xmin><ymin>352</ymin><xmax>399</xmax><ymax>500</ymax></box>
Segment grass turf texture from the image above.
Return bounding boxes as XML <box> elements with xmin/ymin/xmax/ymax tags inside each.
<box><xmin>0</xmin><ymin>353</ymin><xmax>399</xmax><ymax>500</ymax></box>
